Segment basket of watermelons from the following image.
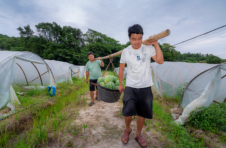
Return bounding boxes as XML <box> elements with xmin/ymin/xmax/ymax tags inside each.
<box><xmin>97</xmin><ymin>75</ymin><xmax>125</xmax><ymax>103</ymax></box>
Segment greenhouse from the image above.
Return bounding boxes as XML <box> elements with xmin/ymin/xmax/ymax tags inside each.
<box><xmin>76</xmin><ymin>66</ymin><xmax>86</xmax><ymax>78</ymax></box>
<box><xmin>152</xmin><ymin>62</ymin><xmax>226</xmax><ymax>124</ymax></box>
<box><xmin>45</xmin><ymin>60</ymin><xmax>80</xmax><ymax>84</ymax></box>
<box><xmin>0</xmin><ymin>51</ymin><xmax>87</xmax><ymax>112</ymax></box>
<box><xmin>0</xmin><ymin>51</ymin><xmax>55</xmax><ymax>110</ymax></box>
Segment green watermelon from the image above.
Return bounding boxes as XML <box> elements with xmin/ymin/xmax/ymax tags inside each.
<box><xmin>115</xmin><ymin>80</ymin><xmax>119</xmax><ymax>86</ymax></box>
<box><xmin>115</xmin><ymin>80</ymin><xmax>125</xmax><ymax>87</ymax></box>
<box><xmin>105</xmin><ymin>82</ymin><xmax>115</xmax><ymax>89</ymax></box>
<box><xmin>104</xmin><ymin>75</ymin><xmax>113</xmax><ymax>84</ymax></box>
<box><xmin>100</xmin><ymin>82</ymin><xmax>105</xmax><ymax>87</ymax></box>
<box><xmin>97</xmin><ymin>77</ymin><xmax>104</xmax><ymax>84</ymax></box>
<box><xmin>111</xmin><ymin>76</ymin><xmax>117</xmax><ymax>83</ymax></box>
<box><xmin>115</xmin><ymin>86</ymin><xmax>119</xmax><ymax>90</ymax></box>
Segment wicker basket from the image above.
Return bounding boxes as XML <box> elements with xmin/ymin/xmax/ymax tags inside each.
<box><xmin>97</xmin><ymin>85</ymin><xmax>121</xmax><ymax>103</ymax></box>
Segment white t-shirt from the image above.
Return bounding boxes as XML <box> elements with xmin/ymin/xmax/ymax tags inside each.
<box><xmin>120</xmin><ymin>44</ymin><xmax>156</xmax><ymax>88</ymax></box>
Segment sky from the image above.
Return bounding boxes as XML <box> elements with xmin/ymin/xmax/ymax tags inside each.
<box><xmin>0</xmin><ymin>0</ymin><xmax>226</xmax><ymax>58</ymax></box>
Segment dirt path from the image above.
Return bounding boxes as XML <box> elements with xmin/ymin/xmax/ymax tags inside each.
<box><xmin>70</xmin><ymin>93</ymin><xmax>167</xmax><ymax>148</ymax></box>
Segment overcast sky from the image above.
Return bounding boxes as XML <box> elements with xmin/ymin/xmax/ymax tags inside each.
<box><xmin>0</xmin><ymin>0</ymin><xmax>226</xmax><ymax>58</ymax></box>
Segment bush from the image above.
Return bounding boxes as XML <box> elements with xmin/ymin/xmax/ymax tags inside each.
<box><xmin>189</xmin><ymin>102</ymin><xmax>226</xmax><ymax>132</ymax></box>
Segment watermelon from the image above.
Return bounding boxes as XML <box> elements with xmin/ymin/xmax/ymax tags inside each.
<box><xmin>115</xmin><ymin>80</ymin><xmax>125</xmax><ymax>87</ymax></box>
<box><xmin>115</xmin><ymin>86</ymin><xmax>119</xmax><ymax>90</ymax></box>
<box><xmin>111</xmin><ymin>76</ymin><xmax>117</xmax><ymax>83</ymax></box>
<box><xmin>97</xmin><ymin>77</ymin><xmax>104</xmax><ymax>84</ymax></box>
<box><xmin>100</xmin><ymin>82</ymin><xmax>105</xmax><ymax>87</ymax></box>
<box><xmin>105</xmin><ymin>82</ymin><xmax>115</xmax><ymax>89</ymax></box>
<box><xmin>104</xmin><ymin>75</ymin><xmax>113</xmax><ymax>84</ymax></box>
<box><xmin>115</xmin><ymin>80</ymin><xmax>119</xmax><ymax>86</ymax></box>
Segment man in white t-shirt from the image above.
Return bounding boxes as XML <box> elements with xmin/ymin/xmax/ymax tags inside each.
<box><xmin>119</xmin><ymin>24</ymin><xmax>164</xmax><ymax>147</ymax></box>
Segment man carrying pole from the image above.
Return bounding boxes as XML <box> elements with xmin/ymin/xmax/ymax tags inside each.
<box><xmin>119</xmin><ymin>24</ymin><xmax>164</xmax><ymax>147</ymax></box>
<box><xmin>86</xmin><ymin>52</ymin><xmax>104</xmax><ymax>106</ymax></box>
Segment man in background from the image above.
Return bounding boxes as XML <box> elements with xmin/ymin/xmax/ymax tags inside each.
<box><xmin>86</xmin><ymin>52</ymin><xmax>104</xmax><ymax>106</ymax></box>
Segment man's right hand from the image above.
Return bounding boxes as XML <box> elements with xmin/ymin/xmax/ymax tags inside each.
<box><xmin>118</xmin><ymin>85</ymin><xmax>124</xmax><ymax>93</ymax></box>
<box><xmin>86</xmin><ymin>79</ymin><xmax>88</xmax><ymax>84</ymax></box>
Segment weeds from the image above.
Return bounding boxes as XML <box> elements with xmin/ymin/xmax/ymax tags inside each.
<box><xmin>83</xmin><ymin>124</ymin><xmax>87</xmax><ymax>133</ymax></box>
<box><xmin>189</xmin><ymin>102</ymin><xmax>226</xmax><ymax>132</ymax></box>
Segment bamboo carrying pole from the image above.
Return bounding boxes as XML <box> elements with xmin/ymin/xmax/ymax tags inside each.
<box><xmin>95</xmin><ymin>29</ymin><xmax>170</xmax><ymax>60</ymax></box>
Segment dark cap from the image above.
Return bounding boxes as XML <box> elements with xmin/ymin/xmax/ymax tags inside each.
<box><xmin>87</xmin><ymin>51</ymin><xmax>94</xmax><ymax>56</ymax></box>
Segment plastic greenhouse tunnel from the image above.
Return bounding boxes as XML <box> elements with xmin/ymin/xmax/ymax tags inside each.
<box><xmin>0</xmin><ymin>51</ymin><xmax>56</xmax><ymax>110</ymax></box>
<box><xmin>45</xmin><ymin>60</ymin><xmax>81</xmax><ymax>84</ymax></box>
<box><xmin>0</xmin><ymin>51</ymin><xmax>86</xmax><ymax>118</ymax></box>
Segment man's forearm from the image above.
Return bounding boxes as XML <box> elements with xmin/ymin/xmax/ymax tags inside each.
<box><xmin>119</xmin><ymin>66</ymin><xmax>124</xmax><ymax>86</ymax></box>
<box><xmin>154</xmin><ymin>44</ymin><xmax>164</xmax><ymax>64</ymax></box>
<box><xmin>86</xmin><ymin>72</ymin><xmax>89</xmax><ymax>80</ymax></box>
<box><xmin>100</xmin><ymin>59</ymin><xmax>104</xmax><ymax>67</ymax></box>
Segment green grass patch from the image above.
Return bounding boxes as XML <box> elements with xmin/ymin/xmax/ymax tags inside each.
<box><xmin>188</xmin><ymin>102</ymin><xmax>226</xmax><ymax>144</ymax></box>
<box><xmin>0</xmin><ymin>78</ymin><xmax>89</xmax><ymax>147</ymax></box>
<box><xmin>189</xmin><ymin>102</ymin><xmax>226</xmax><ymax>132</ymax></box>
<box><xmin>146</xmin><ymin>99</ymin><xmax>207</xmax><ymax>148</ymax></box>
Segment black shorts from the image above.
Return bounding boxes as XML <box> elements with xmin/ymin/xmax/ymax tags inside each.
<box><xmin>89</xmin><ymin>79</ymin><xmax>98</xmax><ymax>91</ymax></box>
<box><xmin>122</xmin><ymin>86</ymin><xmax>153</xmax><ymax>119</ymax></box>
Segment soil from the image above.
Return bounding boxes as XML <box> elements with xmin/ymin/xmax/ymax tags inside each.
<box><xmin>48</xmin><ymin>92</ymin><xmax>169</xmax><ymax>148</ymax></box>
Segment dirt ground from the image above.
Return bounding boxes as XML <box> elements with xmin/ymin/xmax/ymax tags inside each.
<box><xmin>58</xmin><ymin>92</ymin><xmax>168</xmax><ymax>148</ymax></box>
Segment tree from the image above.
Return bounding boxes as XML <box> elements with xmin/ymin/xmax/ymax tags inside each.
<box><xmin>206</xmin><ymin>55</ymin><xmax>222</xmax><ymax>64</ymax></box>
<box><xmin>17</xmin><ymin>25</ymin><xmax>34</xmax><ymax>49</ymax></box>
<box><xmin>160</xmin><ymin>43</ymin><xmax>179</xmax><ymax>61</ymax></box>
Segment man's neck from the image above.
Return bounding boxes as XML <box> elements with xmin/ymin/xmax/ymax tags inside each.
<box><xmin>90</xmin><ymin>59</ymin><xmax>95</xmax><ymax>62</ymax></box>
<box><xmin>131</xmin><ymin>44</ymin><xmax>142</xmax><ymax>50</ymax></box>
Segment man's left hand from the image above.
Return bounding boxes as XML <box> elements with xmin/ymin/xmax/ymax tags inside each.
<box><xmin>97</xmin><ymin>57</ymin><xmax>102</xmax><ymax>60</ymax></box>
<box><xmin>146</xmin><ymin>40</ymin><xmax>158</xmax><ymax>46</ymax></box>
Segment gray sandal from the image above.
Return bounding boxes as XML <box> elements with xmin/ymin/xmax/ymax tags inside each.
<box><xmin>89</xmin><ymin>102</ymin><xmax>95</xmax><ymax>106</ymax></box>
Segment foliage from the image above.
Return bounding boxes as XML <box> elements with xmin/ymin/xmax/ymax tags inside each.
<box><xmin>178</xmin><ymin>52</ymin><xmax>223</xmax><ymax>64</ymax></box>
<box><xmin>189</xmin><ymin>102</ymin><xmax>226</xmax><ymax>132</ymax></box>
<box><xmin>159</xmin><ymin>43</ymin><xmax>179</xmax><ymax>61</ymax></box>
<box><xmin>0</xmin><ymin>35</ymin><xmax>20</xmax><ymax>50</ymax></box>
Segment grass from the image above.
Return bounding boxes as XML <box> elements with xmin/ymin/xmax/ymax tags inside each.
<box><xmin>13</xmin><ymin>84</ymin><xmax>49</xmax><ymax>108</ymax></box>
<box><xmin>189</xmin><ymin>102</ymin><xmax>226</xmax><ymax>131</ymax></box>
<box><xmin>145</xmin><ymin>99</ymin><xmax>207</xmax><ymax>148</ymax></box>
<box><xmin>189</xmin><ymin>102</ymin><xmax>226</xmax><ymax>132</ymax></box>
<box><xmin>0</xmin><ymin>77</ymin><xmax>89</xmax><ymax>147</ymax></box>
<box><xmin>188</xmin><ymin>102</ymin><xmax>226</xmax><ymax>144</ymax></box>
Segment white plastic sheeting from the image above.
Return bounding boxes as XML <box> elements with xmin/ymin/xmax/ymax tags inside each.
<box><xmin>150</xmin><ymin>62</ymin><xmax>219</xmax><ymax>98</ymax></box>
<box><xmin>150</xmin><ymin>62</ymin><xmax>226</xmax><ymax>105</ymax></box>
<box><xmin>115</xmin><ymin>67</ymin><xmax>127</xmax><ymax>78</ymax></box>
<box><xmin>176</xmin><ymin>63</ymin><xmax>226</xmax><ymax>124</ymax></box>
<box><xmin>13</xmin><ymin>59</ymin><xmax>51</xmax><ymax>85</ymax></box>
<box><xmin>77</xmin><ymin>66</ymin><xmax>86</xmax><ymax>78</ymax></box>
<box><xmin>0</xmin><ymin>51</ymin><xmax>55</xmax><ymax>109</ymax></box>
<box><xmin>45</xmin><ymin>60</ymin><xmax>80</xmax><ymax>84</ymax></box>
